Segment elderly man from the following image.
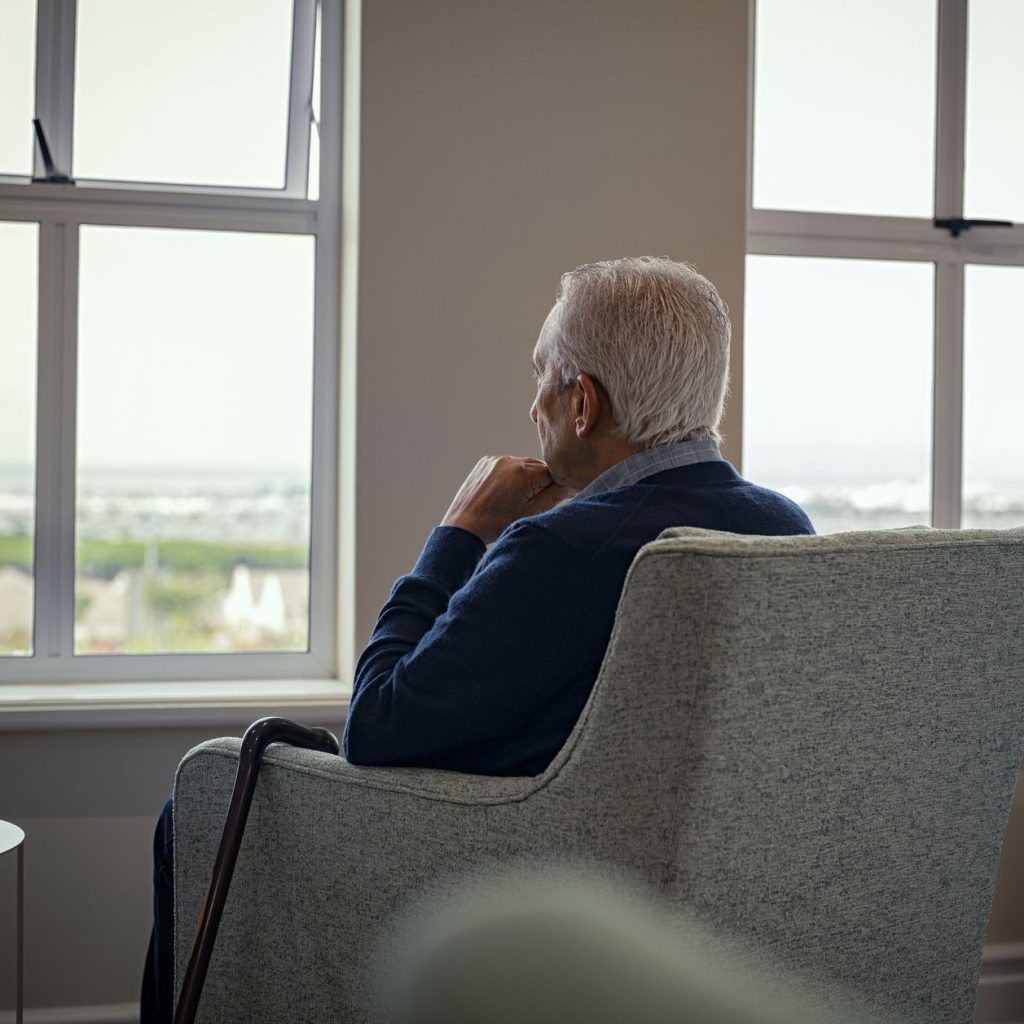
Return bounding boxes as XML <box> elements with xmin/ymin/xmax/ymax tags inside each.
<box><xmin>141</xmin><ymin>256</ymin><xmax>812</xmax><ymax>1020</ymax></box>
<box><xmin>343</xmin><ymin>256</ymin><xmax>813</xmax><ymax>776</ymax></box>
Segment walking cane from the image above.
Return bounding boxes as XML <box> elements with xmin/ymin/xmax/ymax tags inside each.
<box><xmin>173</xmin><ymin>717</ymin><xmax>341</xmax><ymax>1024</ymax></box>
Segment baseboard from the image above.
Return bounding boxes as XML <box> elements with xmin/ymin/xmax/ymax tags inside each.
<box><xmin>0</xmin><ymin>950</ymin><xmax>1019</xmax><ymax>1024</ymax></box>
<box><xmin>978</xmin><ymin>943</ymin><xmax>1024</xmax><ymax>1024</ymax></box>
<box><xmin>0</xmin><ymin>1004</ymin><xmax>137</xmax><ymax>1024</ymax></box>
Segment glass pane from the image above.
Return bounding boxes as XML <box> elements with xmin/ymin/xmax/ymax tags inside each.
<box><xmin>965</xmin><ymin>0</ymin><xmax>1024</xmax><ymax>222</ymax></box>
<box><xmin>744</xmin><ymin>255</ymin><xmax>933</xmax><ymax>533</ymax></box>
<box><xmin>0</xmin><ymin>0</ymin><xmax>36</xmax><ymax>176</ymax></box>
<box><xmin>962</xmin><ymin>266</ymin><xmax>1024</xmax><ymax>528</ymax></box>
<box><xmin>74</xmin><ymin>0</ymin><xmax>293</xmax><ymax>187</ymax></box>
<box><xmin>0</xmin><ymin>223</ymin><xmax>38</xmax><ymax>655</ymax></box>
<box><xmin>753</xmin><ymin>0</ymin><xmax>937</xmax><ymax>217</ymax></box>
<box><xmin>76</xmin><ymin>227</ymin><xmax>315</xmax><ymax>654</ymax></box>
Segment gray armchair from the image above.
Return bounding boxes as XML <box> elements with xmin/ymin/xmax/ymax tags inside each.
<box><xmin>173</xmin><ymin>527</ymin><xmax>1024</xmax><ymax>1023</ymax></box>
<box><xmin>389</xmin><ymin>866</ymin><xmax>885</xmax><ymax>1024</ymax></box>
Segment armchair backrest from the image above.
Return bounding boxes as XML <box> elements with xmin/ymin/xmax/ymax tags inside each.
<box><xmin>557</xmin><ymin>527</ymin><xmax>1024</xmax><ymax>1023</ymax></box>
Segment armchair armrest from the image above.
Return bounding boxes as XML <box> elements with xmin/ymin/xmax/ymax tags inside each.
<box><xmin>172</xmin><ymin>736</ymin><xmax>559</xmax><ymax>1022</ymax></box>
<box><xmin>175</xmin><ymin>721</ymin><xmax>341</xmax><ymax>1024</ymax></box>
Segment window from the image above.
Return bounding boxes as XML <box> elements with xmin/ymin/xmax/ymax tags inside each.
<box><xmin>0</xmin><ymin>0</ymin><xmax>341</xmax><ymax>682</ymax></box>
<box><xmin>747</xmin><ymin>0</ymin><xmax>1024</xmax><ymax>532</ymax></box>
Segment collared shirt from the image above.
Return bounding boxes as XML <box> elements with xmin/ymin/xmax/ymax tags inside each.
<box><xmin>575</xmin><ymin>437</ymin><xmax>723</xmax><ymax>500</ymax></box>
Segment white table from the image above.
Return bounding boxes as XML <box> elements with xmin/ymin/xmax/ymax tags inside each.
<box><xmin>0</xmin><ymin>820</ymin><xmax>24</xmax><ymax>1024</ymax></box>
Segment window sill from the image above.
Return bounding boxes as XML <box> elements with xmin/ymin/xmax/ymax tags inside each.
<box><xmin>0</xmin><ymin>678</ymin><xmax>351</xmax><ymax>731</ymax></box>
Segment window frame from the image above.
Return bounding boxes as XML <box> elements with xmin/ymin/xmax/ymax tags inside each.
<box><xmin>746</xmin><ymin>0</ymin><xmax>1024</xmax><ymax>530</ymax></box>
<box><xmin>0</xmin><ymin>0</ymin><xmax>343</xmax><ymax>682</ymax></box>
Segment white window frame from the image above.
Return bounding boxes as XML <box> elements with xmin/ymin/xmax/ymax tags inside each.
<box><xmin>747</xmin><ymin>0</ymin><xmax>1024</xmax><ymax>529</ymax></box>
<box><xmin>0</xmin><ymin>0</ymin><xmax>343</xmax><ymax>683</ymax></box>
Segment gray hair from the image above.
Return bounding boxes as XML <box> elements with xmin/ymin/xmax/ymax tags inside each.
<box><xmin>548</xmin><ymin>257</ymin><xmax>730</xmax><ymax>448</ymax></box>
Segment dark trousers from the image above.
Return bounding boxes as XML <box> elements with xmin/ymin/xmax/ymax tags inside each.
<box><xmin>140</xmin><ymin>796</ymin><xmax>175</xmax><ymax>1024</ymax></box>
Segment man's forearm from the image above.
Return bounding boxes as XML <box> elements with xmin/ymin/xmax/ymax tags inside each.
<box><xmin>345</xmin><ymin>526</ymin><xmax>485</xmax><ymax>758</ymax></box>
<box><xmin>343</xmin><ymin>452</ymin><xmax>573</xmax><ymax>768</ymax></box>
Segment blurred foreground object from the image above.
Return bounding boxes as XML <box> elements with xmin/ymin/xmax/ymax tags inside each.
<box><xmin>391</xmin><ymin>866</ymin><xmax>885</xmax><ymax>1024</ymax></box>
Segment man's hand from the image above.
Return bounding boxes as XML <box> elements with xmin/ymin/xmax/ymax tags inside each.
<box><xmin>441</xmin><ymin>456</ymin><xmax>575</xmax><ymax>544</ymax></box>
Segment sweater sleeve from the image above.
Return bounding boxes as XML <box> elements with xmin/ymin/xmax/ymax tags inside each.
<box><xmin>343</xmin><ymin>518</ymin><xmax>601</xmax><ymax>768</ymax></box>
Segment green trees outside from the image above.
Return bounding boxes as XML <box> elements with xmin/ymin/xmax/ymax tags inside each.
<box><xmin>0</xmin><ymin>534</ymin><xmax>309</xmax><ymax>654</ymax></box>
<box><xmin>0</xmin><ymin>534</ymin><xmax>307</xmax><ymax>578</ymax></box>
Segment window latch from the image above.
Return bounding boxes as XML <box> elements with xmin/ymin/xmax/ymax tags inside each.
<box><xmin>934</xmin><ymin>217</ymin><xmax>1013</xmax><ymax>238</ymax></box>
<box><xmin>31</xmin><ymin>118</ymin><xmax>74</xmax><ymax>184</ymax></box>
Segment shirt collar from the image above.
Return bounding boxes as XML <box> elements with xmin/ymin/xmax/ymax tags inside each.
<box><xmin>575</xmin><ymin>438</ymin><xmax>723</xmax><ymax>500</ymax></box>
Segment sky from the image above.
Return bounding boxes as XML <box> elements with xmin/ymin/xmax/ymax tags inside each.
<box><xmin>744</xmin><ymin>255</ymin><xmax>934</xmax><ymax>489</ymax></box>
<box><xmin>0</xmin><ymin>0</ymin><xmax>313</xmax><ymax>478</ymax></box>
<box><xmin>0</xmin><ymin>0</ymin><xmax>1021</xmax><ymax>499</ymax></box>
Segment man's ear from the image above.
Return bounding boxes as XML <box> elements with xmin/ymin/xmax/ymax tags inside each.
<box><xmin>573</xmin><ymin>374</ymin><xmax>602</xmax><ymax>438</ymax></box>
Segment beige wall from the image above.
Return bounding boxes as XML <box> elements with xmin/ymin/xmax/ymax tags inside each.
<box><xmin>0</xmin><ymin>725</ymin><xmax>252</xmax><ymax>1010</ymax></box>
<box><xmin>3</xmin><ymin>0</ymin><xmax>1020</xmax><ymax>1016</ymax></box>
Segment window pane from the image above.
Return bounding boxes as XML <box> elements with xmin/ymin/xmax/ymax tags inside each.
<box><xmin>753</xmin><ymin>0</ymin><xmax>937</xmax><ymax>217</ymax></box>
<box><xmin>965</xmin><ymin>0</ymin><xmax>1024</xmax><ymax>222</ymax></box>
<box><xmin>76</xmin><ymin>227</ymin><xmax>315</xmax><ymax>654</ymax></box>
<box><xmin>744</xmin><ymin>256</ymin><xmax>933</xmax><ymax>533</ymax></box>
<box><xmin>0</xmin><ymin>223</ymin><xmax>38</xmax><ymax>655</ymax></box>
<box><xmin>0</xmin><ymin>0</ymin><xmax>36</xmax><ymax>176</ymax></box>
<box><xmin>74</xmin><ymin>0</ymin><xmax>293</xmax><ymax>187</ymax></box>
<box><xmin>962</xmin><ymin>266</ymin><xmax>1024</xmax><ymax>529</ymax></box>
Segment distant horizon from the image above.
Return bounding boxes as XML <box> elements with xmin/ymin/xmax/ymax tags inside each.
<box><xmin>0</xmin><ymin>461</ymin><xmax>309</xmax><ymax>478</ymax></box>
<box><xmin>0</xmin><ymin>458</ymin><xmax>1021</xmax><ymax>492</ymax></box>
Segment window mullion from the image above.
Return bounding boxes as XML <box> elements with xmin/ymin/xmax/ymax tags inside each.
<box><xmin>307</xmin><ymin>0</ymin><xmax>342</xmax><ymax>675</ymax></box>
<box><xmin>934</xmin><ymin>0</ymin><xmax>967</xmax><ymax>223</ymax></box>
<box><xmin>284</xmin><ymin>0</ymin><xmax>317</xmax><ymax>197</ymax></box>
<box><xmin>748</xmin><ymin>208</ymin><xmax>1024</xmax><ymax>265</ymax></box>
<box><xmin>33</xmin><ymin>0</ymin><xmax>77</xmax><ymax>181</ymax></box>
<box><xmin>931</xmin><ymin>0</ymin><xmax>968</xmax><ymax>529</ymax></box>
<box><xmin>750</xmin><ymin>209</ymin><xmax>952</xmax><ymax>261</ymax></box>
<box><xmin>932</xmin><ymin>261</ymin><xmax>965</xmax><ymax>528</ymax></box>
<box><xmin>57</xmin><ymin>223</ymin><xmax>79</xmax><ymax>656</ymax></box>
<box><xmin>32</xmin><ymin>223</ymin><xmax>61</xmax><ymax>659</ymax></box>
<box><xmin>32</xmin><ymin>220</ymin><xmax>78</xmax><ymax>660</ymax></box>
<box><xmin>0</xmin><ymin>183</ymin><xmax>317</xmax><ymax>235</ymax></box>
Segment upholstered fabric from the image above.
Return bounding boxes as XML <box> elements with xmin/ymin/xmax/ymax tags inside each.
<box><xmin>388</xmin><ymin>867</ymin><xmax>884</xmax><ymax>1024</ymax></box>
<box><xmin>173</xmin><ymin>527</ymin><xmax>1024</xmax><ymax>1023</ymax></box>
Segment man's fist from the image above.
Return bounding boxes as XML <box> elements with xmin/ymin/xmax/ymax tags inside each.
<box><xmin>441</xmin><ymin>456</ymin><xmax>575</xmax><ymax>544</ymax></box>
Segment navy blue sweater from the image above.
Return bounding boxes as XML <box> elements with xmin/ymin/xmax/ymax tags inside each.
<box><xmin>344</xmin><ymin>460</ymin><xmax>814</xmax><ymax>776</ymax></box>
